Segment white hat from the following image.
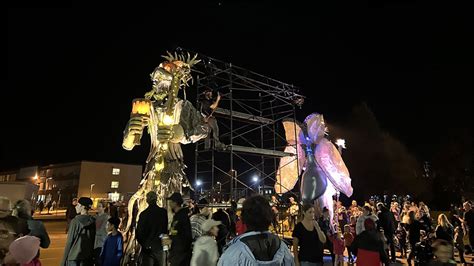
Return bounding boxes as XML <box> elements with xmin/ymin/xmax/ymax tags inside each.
<box><xmin>201</xmin><ymin>219</ymin><xmax>221</xmax><ymax>233</ymax></box>
<box><xmin>8</xmin><ymin>235</ymin><xmax>40</xmax><ymax>264</ymax></box>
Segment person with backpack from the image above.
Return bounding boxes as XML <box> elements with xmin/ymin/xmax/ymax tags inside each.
<box><xmin>61</xmin><ymin>197</ymin><xmax>96</xmax><ymax>266</ymax></box>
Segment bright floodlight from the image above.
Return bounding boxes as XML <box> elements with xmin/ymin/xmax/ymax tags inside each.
<box><xmin>252</xmin><ymin>176</ymin><xmax>259</xmax><ymax>182</ymax></box>
<box><xmin>335</xmin><ymin>138</ymin><xmax>346</xmax><ymax>149</ymax></box>
<box><xmin>196</xmin><ymin>180</ymin><xmax>202</xmax><ymax>186</ymax></box>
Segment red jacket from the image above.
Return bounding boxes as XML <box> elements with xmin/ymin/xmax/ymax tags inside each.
<box><xmin>355</xmin><ymin>249</ymin><xmax>382</xmax><ymax>266</ymax></box>
<box><xmin>328</xmin><ymin>235</ymin><xmax>345</xmax><ymax>255</ymax></box>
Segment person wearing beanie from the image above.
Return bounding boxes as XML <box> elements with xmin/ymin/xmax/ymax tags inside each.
<box><xmin>190</xmin><ymin>219</ymin><xmax>220</xmax><ymax>266</ymax></box>
<box><xmin>351</xmin><ymin>218</ymin><xmax>389</xmax><ymax>266</ymax></box>
<box><xmin>61</xmin><ymin>197</ymin><xmax>96</xmax><ymax>266</ymax></box>
<box><xmin>4</xmin><ymin>235</ymin><xmax>41</xmax><ymax>265</ymax></box>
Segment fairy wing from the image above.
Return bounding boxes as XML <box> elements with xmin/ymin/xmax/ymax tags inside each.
<box><xmin>314</xmin><ymin>138</ymin><xmax>353</xmax><ymax>197</ymax></box>
<box><xmin>274</xmin><ymin>120</ymin><xmax>306</xmax><ymax>194</ymax></box>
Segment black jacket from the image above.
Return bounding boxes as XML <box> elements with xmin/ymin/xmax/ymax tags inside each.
<box><xmin>136</xmin><ymin>204</ymin><xmax>168</xmax><ymax>251</ymax></box>
<box><xmin>169</xmin><ymin>208</ymin><xmax>192</xmax><ymax>264</ymax></box>
<box><xmin>377</xmin><ymin>209</ymin><xmax>396</xmax><ymax>236</ymax></box>
<box><xmin>351</xmin><ymin>229</ymin><xmax>389</xmax><ymax>264</ymax></box>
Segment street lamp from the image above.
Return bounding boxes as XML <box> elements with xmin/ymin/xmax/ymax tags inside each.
<box><xmin>196</xmin><ymin>180</ymin><xmax>202</xmax><ymax>194</ymax></box>
<box><xmin>252</xmin><ymin>175</ymin><xmax>259</xmax><ymax>193</ymax></box>
<box><xmin>90</xmin><ymin>183</ymin><xmax>95</xmax><ymax>198</ymax></box>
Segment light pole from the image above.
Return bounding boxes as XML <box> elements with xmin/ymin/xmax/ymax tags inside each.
<box><xmin>90</xmin><ymin>183</ymin><xmax>95</xmax><ymax>198</ymax></box>
<box><xmin>252</xmin><ymin>176</ymin><xmax>259</xmax><ymax>194</ymax></box>
<box><xmin>216</xmin><ymin>182</ymin><xmax>222</xmax><ymax>202</ymax></box>
<box><xmin>196</xmin><ymin>180</ymin><xmax>202</xmax><ymax>194</ymax></box>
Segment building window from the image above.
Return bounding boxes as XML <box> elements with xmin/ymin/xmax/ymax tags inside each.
<box><xmin>112</xmin><ymin>168</ymin><xmax>120</xmax><ymax>175</ymax></box>
<box><xmin>108</xmin><ymin>192</ymin><xmax>120</xmax><ymax>202</ymax></box>
<box><xmin>111</xmin><ymin>181</ymin><xmax>119</xmax><ymax>189</ymax></box>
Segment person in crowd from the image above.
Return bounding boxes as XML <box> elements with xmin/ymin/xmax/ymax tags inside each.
<box><xmin>407</xmin><ymin>210</ymin><xmax>422</xmax><ymax>265</ymax></box>
<box><xmin>396</xmin><ymin>222</ymin><xmax>408</xmax><ymax>258</ymax></box>
<box><xmin>11</xmin><ymin>199</ymin><xmax>50</xmax><ymax>255</ymax></box>
<box><xmin>211</xmin><ymin>208</ymin><xmax>231</xmax><ymax>255</ymax></box>
<box><xmin>61</xmin><ymin>197</ymin><xmax>96</xmax><ymax>265</ymax></box>
<box><xmin>428</xmin><ymin>239</ymin><xmax>456</xmax><ymax>265</ymax></box>
<box><xmin>336</xmin><ymin>206</ymin><xmax>349</xmax><ymax>231</ymax></box>
<box><xmin>164</xmin><ymin>192</ymin><xmax>192</xmax><ymax>266</ymax></box>
<box><xmin>351</xmin><ymin>218</ymin><xmax>389</xmax><ymax>265</ymax></box>
<box><xmin>50</xmin><ymin>200</ymin><xmax>57</xmax><ymax>212</ymax></box>
<box><xmin>356</xmin><ymin>205</ymin><xmax>378</xmax><ymax>235</ymax></box>
<box><xmin>45</xmin><ymin>200</ymin><xmax>52</xmax><ymax>214</ymax></box>
<box><xmin>0</xmin><ymin>197</ymin><xmax>29</xmax><ymax>264</ymax></box>
<box><xmin>419</xmin><ymin>202</ymin><xmax>431</xmax><ymax>218</ymax></box>
<box><xmin>108</xmin><ymin>202</ymin><xmax>119</xmax><ymax>219</ymax></box>
<box><xmin>94</xmin><ymin>201</ymin><xmax>110</xmax><ymax>265</ymax></box>
<box><xmin>136</xmin><ymin>191</ymin><xmax>168</xmax><ymax>266</ymax></box>
<box><xmin>376</xmin><ymin>202</ymin><xmax>396</xmax><ymax>262</ymax></box>
<box><xmin>412</xmin><ymin>230</ymin><xmax>434</xmax><ymax>265</ymax></box>
<box><xmin>191</xmin><ymin>219</ymin><xmax>220</xmax><ymax>266</ymax></box>
<box><xmin>3</xmin><ymin>235</ymin><xmax>41</xmax><ymax>266</ymax></box>
<box><xmin>391</xmin><ymin>201</ymin><xmax>401</xmax><ymax>222</ymax></box>
<box><xmin>349</xmin><ymin>200</ymin><xmax>360</xmax><ymax>217</ymax></box>
<box><xmin>349</xmin><ymin>215</ymin><xmax>357</xmax><ymax>235</ymax></box>
<box><xmin>37</xmin><ymin>200</ymin><xmax>44</xmax><ymax>214</ymax></box>
<box><xmin>225</xmin><ymin>201</ymin><xmax>238</xmax><ymax>238</ymax></box>
<box><xmin>328</xmin><ymin>231</ymin><xmax>345</xmax><ymax>266</ymax></box>
<box><xmin>401</xmin><ymin>202</ymin><xmax>411</xmax><ymax>225</ymax></box>
<box><xmin>343</xmin><ymin>224</ymin><xmax>355</xmax><ymax>264</ymax></box>
<box><xmin>288</xmin><ymin>196</ymin><xmax>299</xmax><ymax>231</ymax></box>
<box><xmin>454</xmin><ymin>225</ymin><xmax>466</xmax><ymax>264</ymax></box>
<box><xmin>65</xmin><ymin>198</ymin><xmax>78</xmax><ymax>233</ymax></box>
<box><xmin>190</xmin><ymin>198</ymin><xmax>211</xmax><ymax>241</ymax></box>
<box><xmin>235</xmin><ymin>208</ymin><xmax>247</xmax><ymax>236</ymax></box>
<box><xmin>318</xmin><ymin>207</ymin><xmax>335</xmax><ymax>263</ymax></box>
<box><xmin>435</xmin><ymin>214</ymin><xmax>454</xmax><ymax>243</ymax></box>
<box><xmin>459</xmin><ymin>201</ymin><xmax>474</xmax><ymax>261</ymax></box>
<box><xmin>218</xmin><ymin>195</ymin><xmax>294</xmax><ymax>265</ymax></box>
<box><xmin>419</xmin><ymin>207</ymin><xmax>433</xmax><ymax>233</ymax></box>
<box><xmin>292</xmin><ymin>204</ymin><xmax>326</xmax><ymax>266</ymax></box>
<box><xmin>100</xmin><ymin>217</ymin><xmax>123</xmax><ymax>266</ymax></box>
<box><xmin>271</xmin><ymin>205</ymin><xmax>281</xmax><ymax>234</ymax></box>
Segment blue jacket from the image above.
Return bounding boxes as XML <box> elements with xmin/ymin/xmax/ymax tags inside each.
<box><xmin>218</xmin><ymin>231</ymin><xmax>294</xmax><ymax>266</ymax></box>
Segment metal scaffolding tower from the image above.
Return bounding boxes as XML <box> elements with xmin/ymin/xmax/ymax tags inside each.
<box><xmin>179</xmin><ymin>48</ymin><xmax>304</xmax><ymax>202</ymax></box>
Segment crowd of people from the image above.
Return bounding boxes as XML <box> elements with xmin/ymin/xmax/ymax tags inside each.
<box><xmin>2</xmin><ymin>192</ymin><xmax>474</xmax><ymax>265</ymax></box>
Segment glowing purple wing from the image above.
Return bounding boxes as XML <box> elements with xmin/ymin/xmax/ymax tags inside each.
<box><xmin>314</xmin><ymin>138</ymin><xmax>353</xmax><ymax>197</ymax></box>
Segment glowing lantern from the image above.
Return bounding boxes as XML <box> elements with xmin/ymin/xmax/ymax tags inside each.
<box><xmin>130</xmin><ymin>98</ymin><xmax>152</xmax><ymax>145</ymax></box>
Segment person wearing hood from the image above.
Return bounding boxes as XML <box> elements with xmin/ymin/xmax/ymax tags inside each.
<box><xmin>164</xmin><ymin>192</ymin><xmax>192</xmax><ymax>266</ymax></box>
<box><xmin>191</xmin><ymin>219</ymin><xmax>220</xmax><ymax>266</ymax></box>
<box><xmin>61</xmin><ymin>197</ymin><xmax>96</xmax><ymax>266</ymax></box>
<box><xmin>218</xmin><ymin>195</ymin><xmax>294</xmax><ymax>266</ymax></box>
<box><xmin>351</xmin><ymin>218</ymin><xmax>389</xmax><ymax>265</ymax></box>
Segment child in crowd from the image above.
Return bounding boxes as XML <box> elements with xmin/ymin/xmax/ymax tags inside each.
<box><xmin>343</xmin><ymin>224</ymin><xmax>354</xmax><ymax>264</ymax></box>
<box><xmin>100</xmin><ymin>217</ymin><xmax>123</xmax><ymax>266</ymax></box>
<box><xmin>329</xmin><ymin>231</ymin><xmax>345</xmax><ymax>266</ymax></box>
<box><xmin>4</xmin><ymin>235</ymin><xmax>41</xmax><ymax>266</ymax></box>
<box><xmin>349</xmin><ymin>216</ymin><xmax>357</xmax><ymax>235</ymax></box>
<box><xmin>396</xmin><ymin>223</ymin><xmax>407</xmax><ymax>258</ymax></box>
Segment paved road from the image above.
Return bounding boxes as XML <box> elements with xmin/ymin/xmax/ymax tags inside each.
<box><xmin>42</xmin><ymin>220</ymin><xmax>67</xmax><ymax>266</ymax></box>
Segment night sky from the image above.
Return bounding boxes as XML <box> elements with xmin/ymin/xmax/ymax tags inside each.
<box><xmin>5</xmin><ymin>5</ymin><xmax>473</xmax><ymax>176</ymax></box>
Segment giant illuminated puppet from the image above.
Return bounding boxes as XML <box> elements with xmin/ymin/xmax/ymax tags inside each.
<box><xmin>275</xmin><ymin>113</ymin><xmax>353</xmax><ymax>230</ymax></box>
<box><xmin>121</xmin><ymin>52</ymin><xmax>208</xmax><ymax>262</ymax></box>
